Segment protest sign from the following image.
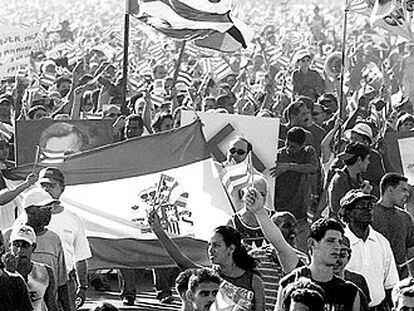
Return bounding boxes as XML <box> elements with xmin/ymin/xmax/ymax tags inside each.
<box><xmin>15</xmin><ymin>119</ymin><xmax>114</xmax><ymax>165</ymax></box>
<box><xmin>398</xmin><ymin>133</ymin><xmax>414</xmax><ymax>184</ymax></box>
<box><xmin>0</xmin><ymin>26</ymin><xmax>39</xmax><ymax>79</ymax></box>
<box><xmin>181</xmin><ymin>111</ymin><xmax>280</xmax><ymax>208</ymax></box>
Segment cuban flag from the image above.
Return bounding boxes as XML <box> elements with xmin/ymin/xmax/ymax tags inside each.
<box><xmin>130</xmin><ymin>0</ymin><xmax>254</xmax><ymax>52</ymax></box>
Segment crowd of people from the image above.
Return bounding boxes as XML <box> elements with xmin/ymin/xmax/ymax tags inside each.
<box><xmin>2</xmin><ymin>0</ymin><xmax>414</xmax><ymax>310</ymax></box>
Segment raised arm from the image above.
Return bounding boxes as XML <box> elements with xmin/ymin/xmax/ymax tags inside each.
<box><xmin>148</xmin><ymin>210</ymin><xmax>199</xmax><ymax>270</ymax></box>
<box><xmin>243</xmin><ymin>187</ymin><xmax>299</xmax><ymax>273</ymax></box>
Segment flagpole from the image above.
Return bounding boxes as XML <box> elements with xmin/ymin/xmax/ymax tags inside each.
<box><xmin>338</xmin><ymin>0</ymin><xmax>350</xmax><ymax>120</ymax></box>
<box><xmin>172</xmin><ymin>41</ymin><xmax>187</xmax><ymax>87</ymax></box>
<box><xmin>335</xmin><ymin>0</ymin><xmax>350</xmax><ymax>153</ymax></box>
<box><xmin>121</xmin><ymin>0</ymin><xmax>130</xmax><ymax>115</ymax></box>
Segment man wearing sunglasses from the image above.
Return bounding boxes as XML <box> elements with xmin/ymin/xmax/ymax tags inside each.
<box><xmin>340</xmin><ymin>189</ymin><xmax>399</xmax><ymax>311</ymax></box>
<box><xmin>224</xmin><ymin>136</ymin><xmax>252</xmax><ymax>167</ymax></box>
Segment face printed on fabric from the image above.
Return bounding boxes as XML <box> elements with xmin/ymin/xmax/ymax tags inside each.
<box><xmin>227</xmin><ymin>139</ymin><xmax>249</xmax><ymax>164</ymax></box>
<box><xmin>45</xmin><ymin>132</ymin><xmax>83</xmax><ymax>154</ymax></box>
<box><xmin>208</xmin><ymin>232</ymin><xmax>232</xmax><ymax>266</ymax></box>
<box><xmin>311</xmin><ymin>229</ymin><xmax>342</xmax><ymax>266</ymax></box>
<box><xmin>189</xmin><ymin>281</ymin><xmax>219</xmax><ymax>311</ymax></box>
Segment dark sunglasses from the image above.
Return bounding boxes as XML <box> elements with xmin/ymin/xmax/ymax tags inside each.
<box><xmin>229</xmin><ymin>148</ymin><xmax>246</xmax><ymax>155</ymax></box>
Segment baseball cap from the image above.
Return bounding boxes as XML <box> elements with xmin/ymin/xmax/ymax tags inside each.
<box><xmin>337</xmin><ymin>142</ymin><xmax>370</xmax><ymax>162</ymax></box>
<box><xmin>345</xmin><ymin>123</ymin><xmax>373</xmax><ymax>144</ymax></box>
<box><xmin>22</xmin><ymin>188</ymin><xmax>56</xmax><ymax>208</ymax></box>
<box><xmin>339</xmin><ymin>189</ymin><xmax>377</xmax><ymax>210</ymax></box>
<box><xmin>10</xmin><ymin>225</ymin><xmax>36</xmax><ymax>245</ymax></box>
<box><xmin>39</xmin><ymin>167</ymin><xmax>65</xmax><ymax>184</ymax></box>
<box><xmin>293</xmin><ymin>49</ymin><xmax>311</xmax><ymax>64</ymax></box>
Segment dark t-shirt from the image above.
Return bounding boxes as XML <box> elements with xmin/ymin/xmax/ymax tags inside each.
<box><xmin>372</xmin><ymin>203</ymin><xmax>414</xmax><ymax>278</ymax></box>
<box><xmin>0</xmin><ymin>270</ymin><xmax>33</xmax><ymax>311</ymax></box>
<box><xmin>344</xmin><ymin>269</ymin><xmax>371</xmax><ymax>306</ymax></box>
<box><xmin>327</xmin><ymin>149</ymin><xmax>386</xmax><ymax>197</ymax></box>
<box><xmin>279</xmin><ymin>266</ymin><xmax>363</xmax><ymax>311</ymax></box>
<box><xmin>274</xmin><ymin>146</ymin><xmax>318</xmax><ymax>219</ymax></box>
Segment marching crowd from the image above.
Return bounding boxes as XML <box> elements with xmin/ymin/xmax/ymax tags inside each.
<box><xmin>2</xmin><ymin>0</ymin><xmax>414</xmax><ymax>310</ymax></box>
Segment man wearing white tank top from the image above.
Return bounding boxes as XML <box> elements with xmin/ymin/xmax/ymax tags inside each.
<box><xmin>9</xmin><ymin>224</ymin><xmax>57</xmax><ymax>311</ymax></box>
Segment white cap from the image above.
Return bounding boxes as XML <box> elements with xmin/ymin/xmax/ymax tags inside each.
<box><xmin>10</xmin><ymin>225</ymin><xmax>36</xmax><ymax>245</ymax></box>
<box><xmin>22</xmin><ymin>188</ymin><xmax>55</xmax><ymax>208</ymax></box>
<box><xmin>345</xmin><ymin>123</ymin><xmax>373</xmax><ymax>143</ymax></box>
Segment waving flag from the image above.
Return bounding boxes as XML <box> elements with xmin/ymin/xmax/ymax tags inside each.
<box><xmin>7</xmin><ymin>121</ymin><xmax>232</xmax><ymax>269</ymax></box>
<box><xmin>131</xmin><ymin>0</ymin><xmax>254</xmax><ymax>52</ymax></box>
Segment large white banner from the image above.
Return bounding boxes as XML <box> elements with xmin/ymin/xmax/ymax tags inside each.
<box><xmin>0</xmin><ymin>26</ymin><xmax>39</xmax><ymax>79</ymax></box>
<box><xmin>398</xmin><ymin>136</ymin><xmax>414</xmax><ymax>184</ymax></box>
<box><xmin>181</xmin><ymin>111</ymin><xmax>280</xmax><ymax>208</ymax></box>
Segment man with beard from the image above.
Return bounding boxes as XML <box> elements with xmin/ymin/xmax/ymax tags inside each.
<box><xmin>8</xmin><ymin>225</ymin><xmax>58</xmax><ymax>311</ymax></box>
<box><xmin>372</xmin><ymin>173</ymin><xmax>414</xmax><ymax>279</ymax></box>
<box><xmin>340</xmin><ymin>189</ymin><xmax>399</xmax><ymax>310</ymax></box>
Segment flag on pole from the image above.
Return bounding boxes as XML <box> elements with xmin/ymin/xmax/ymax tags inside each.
<box><xmin>131</xmin><ymin>0</ymin><xmax>254</xmax><ymax>52</ymax></box>
<box><xmin>370</xmin><ymin>0</ymin><xmax>414</xmax><ymax>40</ymax></box>
<box><xmin>7</xmin><ymin>121</ymin><xmax>233</xmax><ymax>269</ymax></box>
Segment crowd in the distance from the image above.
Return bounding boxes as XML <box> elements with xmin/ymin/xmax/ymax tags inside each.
<box><xmin>2</xmin><ymin>0</ymin><xmax>414</xmax><ymax>310</ymax></box>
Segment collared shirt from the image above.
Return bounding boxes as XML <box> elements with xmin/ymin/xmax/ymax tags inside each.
<box><xmin>344</xmin><ymin>225</ymin><xmax>399</xmax><ymax>307</ymax></box>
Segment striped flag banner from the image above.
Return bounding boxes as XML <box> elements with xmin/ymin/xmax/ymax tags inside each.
<box><xmin>39</xmin><ymin>73</ymin><xmax>56</xmax><ymax>88</ymax></box>
<box><xmin>212</xmin><ymin>59</ymin><xmax>233</xmax><ymax>82</ymax></box>
<box><xmin>39</xmin><ymin>149</ymin><xmax>66</xmax><ymax>164</ymax></box>
<box><xmin>132</xmin><ymin>0</ymin><xmax>253</xmax><ymax>52</ymax></box>
<box><xmin>312</xmin><ymin>57</ymin><xmax>326</xmax><ymax>77</ymax></box>
<box><xmin>0</xmin><ymin>122</ymin><xmax>13</xmax><ymax>141</ymax></box>
<box><xmin>147</xmin><ymin>43</ymin><xmax>165</xmax><ymax>63</ymax></box>
<box><xmin>150</xmin><ymin>93</ymin><xmax>165</xmax><ymax>107</ymax></box>
<box><xmin>362</xmin><ymin>62</ymin><xmax>383</xmax><ymax>84</ymax></box>
<box><xmin>7</xmin><ymin>121</ymin><xmax>233</xmax><ymax>269</ymax></box>
<box><xmin>177</xmin><ymin>70</ymin><xmax>193</xmax><ymax>87</ymax></box>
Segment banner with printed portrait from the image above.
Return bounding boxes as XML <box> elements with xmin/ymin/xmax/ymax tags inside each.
<box><xmin>15</xmin><ymin>119</ymin><xmax>114</xmax><ymax>165</ymax></box>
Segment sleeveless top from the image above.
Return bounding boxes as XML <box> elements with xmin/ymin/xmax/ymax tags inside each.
<box><xmin>27</xmin><ymin>262</ymin><xmax>50</xmax><ymax>311</ymax></box>
<box><xmin>212</xmin><ymin>270</ymin><xmax>255</xmax><ymax>311</ymax></box>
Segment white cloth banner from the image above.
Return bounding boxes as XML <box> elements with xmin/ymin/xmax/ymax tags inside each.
<box><xmin>0</xmin><ymin>26</ymin><xmax>39</xmax><ymax>79</ymax></box>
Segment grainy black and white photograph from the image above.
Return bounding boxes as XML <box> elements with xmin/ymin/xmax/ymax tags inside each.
<box><xmin>1</xmin><ymin>0</ymin><xmax>414</xmax><ymax>310</ymax></box>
